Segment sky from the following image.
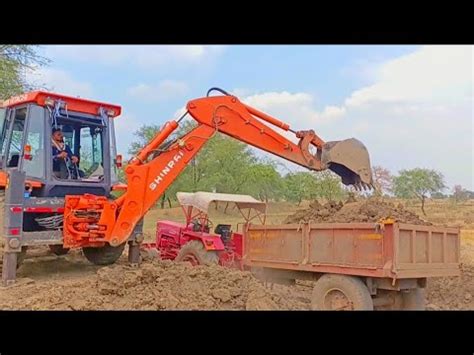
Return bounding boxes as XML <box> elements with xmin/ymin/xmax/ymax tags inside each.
<box><xmin>28</xmin><ymin>45</ymin><xmax>473</xmax><ymax>190</ymax></box>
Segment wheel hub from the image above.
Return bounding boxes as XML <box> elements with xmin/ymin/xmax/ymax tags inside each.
<box><xmin>324</xmin><ymin>288</ymin><xmax>354</xmax><ymax>310</ymax></box>
<box><xmin>182</xmin><ymin>253</ymin><xmax>199</xmax><ymax>266</ymax></box>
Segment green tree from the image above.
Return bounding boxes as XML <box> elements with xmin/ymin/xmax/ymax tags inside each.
<box><xmin>0</xmin><ymin>45</ymin><xmax>49</xmax><ymax>99</ymax></box>
<box><xmin>283</xmin><ymin>172</ymin><xmax>317</xmax><ymax>205</ymax></box>
<box><xmin>191</xmin><ymin>133</ymin><xmax>257</xmax><ymax>194</ymax></box>
<box><xmin>313</xmin><ymin>170</ymin><xmax>346</xmax><ymax>201</ymax></box>
<box><xmin>392</xmin><ymin>168</ymin><xmax>446</xmax><ymax>215</ymax></box>
<box><xmin>246</xmin><ymin>161</ymin><xmax>285</xmax><ymax>202</ymax></box>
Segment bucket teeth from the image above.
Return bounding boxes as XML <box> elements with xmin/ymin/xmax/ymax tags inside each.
<box><xmin>352</xmin><ymin>182</ymin><xmax>374</xmax><ymax>191</ymax></box>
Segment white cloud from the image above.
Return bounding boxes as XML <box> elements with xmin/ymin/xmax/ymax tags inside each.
<box><xmin>127</xmin><ymin>80</ymin><xmax>189</xmax><ymax>102</ymax></box>
<box><xmin>26</xmin><ymin>67</ymin><xmax>93</xmax><ymax>98</ymax></box>
<box><xmin>345</xmin><ymin>45</ymin><xmax>472</xmax><ymax>107</ymax></box>
<box><xmin>242</xmin><ymin>91</ymin><xmax>341</xmax><ymax>127</ymax></box>
<box><xmin>45</xmin><ymin>45</ymin><xmax>227</xmax><ymax>70</ymax></box>
<box><xmin>228</xmin><ymin>46</ymin><xmax>473</xmax><ymax>189</ymax></box>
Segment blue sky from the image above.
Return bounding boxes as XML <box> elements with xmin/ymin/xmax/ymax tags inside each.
<box><xmin>29</xmin><ymin>45</ymin><xmax>473</xmax><ymax>190</ymax></box>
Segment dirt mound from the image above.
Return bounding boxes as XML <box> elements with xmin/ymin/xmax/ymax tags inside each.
<box><xmin>284</xmin><ymin>198</ymin><xmax>431</xmax><ymax>225</ymax></box>
<box><xmin>0</xmin><ymin>259</ymin><xmax>310</xmax><ymax>310</ymax></box>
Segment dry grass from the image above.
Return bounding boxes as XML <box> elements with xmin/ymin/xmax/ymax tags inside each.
<box><xmin>400</xmin><ymin>198</ymin><xmax>474</xmax><ymax>229</ymax></box>
<box><xmin>143</xmin><ymin>198</ymin><xmax>474</xmax><ymax>244</ymax></box>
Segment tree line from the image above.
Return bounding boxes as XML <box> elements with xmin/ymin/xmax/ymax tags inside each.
<box><xmin>126</xmin><ymin>124</ymin><xmax>472</xmax><ymax>215</ymax></box>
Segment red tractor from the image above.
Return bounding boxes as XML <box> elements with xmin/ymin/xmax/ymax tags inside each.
<box><xmin>142</xmin><ymin>191</ymin><xmax>267</xmax><ymax>269</ymax></box>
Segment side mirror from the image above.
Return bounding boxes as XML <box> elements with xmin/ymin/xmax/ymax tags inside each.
<box><xmin>115</xmin><ymin>154</ymin><xmax>122</xmax><ymax>168</ymax></box>
<box><xmin>23</xmin><ymin>144</ymin><xmax>32</xmax><ymax>161</ymax></box>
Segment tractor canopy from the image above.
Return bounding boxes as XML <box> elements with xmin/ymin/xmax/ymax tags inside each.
<box><xmin>176</xmin><ymin>191</ymin><xmax>267</xmax><ymax>224</ymax></box>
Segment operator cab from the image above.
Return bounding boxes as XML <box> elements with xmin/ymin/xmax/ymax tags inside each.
<box><xmin>0</xmin><ymin>92</ymin><xmax>122</xmax><ymax>198</ymax></box>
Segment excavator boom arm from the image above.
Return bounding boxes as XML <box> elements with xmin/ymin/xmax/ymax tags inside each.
<box><xmin>63</xmin><ymin>90</ymin><xmax>373</xmax><ymax>248</ymax></box>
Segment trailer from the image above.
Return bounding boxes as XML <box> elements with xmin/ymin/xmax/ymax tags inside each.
<box><xmin>244</xmin><ymin>221</ymin><xmax>460</xmax><ymax>310</ymax></box>
<box><xmin>150</xmin><ymin>191</ymin><xmax>461</xmax><ymax>310</ymax></box>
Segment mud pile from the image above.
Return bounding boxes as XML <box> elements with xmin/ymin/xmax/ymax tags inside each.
<box><xmin>284</xmin><ymin>199</ymin><xmax>431</xmax><ymax>226</ymax></box>
<box><xmin>0</xmin><ymin>259</ymin><xmax>310</xmax><ymax>310</ymax></box>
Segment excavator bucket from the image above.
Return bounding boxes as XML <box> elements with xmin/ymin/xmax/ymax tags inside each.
<box><xmin>321</xmin><ymin>138</ymin><xmax>374</xmax><ymax>189</ymax></box>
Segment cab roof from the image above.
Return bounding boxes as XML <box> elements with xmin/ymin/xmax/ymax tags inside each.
<box><xmin>176</xmin><ymin>191</ymin><xmax>267</xmax><ymax>214</ymax></box>
<box><xmin>1</xmin><ymin>91</ymin><xmax>121</xmax><ymax>118</ymax></box>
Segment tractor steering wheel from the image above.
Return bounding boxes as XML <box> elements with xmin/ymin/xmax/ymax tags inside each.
<box><xmin>192</xmin><ymin>219</ymin><xmax>213</xmax><ymax>233</ymax></box>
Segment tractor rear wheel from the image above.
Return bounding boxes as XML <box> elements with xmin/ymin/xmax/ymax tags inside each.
<box><xmin>175</xmin><ymin>240</ymin><xmax>219</xmax><ymax>266</ymax></box>
<box><xmin>82</xmin><ymin>243</ymin><xmax>125</xmax><ymax>266</ymax></box>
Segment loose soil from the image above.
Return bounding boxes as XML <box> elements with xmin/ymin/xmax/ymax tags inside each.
<box><xmin>0</xmin><ymin>251</ymin><xmax>310</xmax><ymax>310</ymax></box>
<box><xmin>284</xmin><ymin>198</ymin><xmax>432</xmax><ymax>225</ymax></box>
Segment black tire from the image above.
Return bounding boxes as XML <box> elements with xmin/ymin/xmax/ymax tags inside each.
<box><xmin>312</xmin><ymin>274</ymin><xmax>374</xmax><ymax>310</ymax></box>
<box><xmin>82</xmin><ymin>243</ymin><xmax>125</xmax><ymax>266</ymax></box>
<box><xmin>49</xmin><ymin>245</ymin><xmax>70</xmax><ymax>256</ymax></box>
<box><xmin>175</xmin><ymin>240</ymin><xmax>219</xmax><ymax>266</ymax></box>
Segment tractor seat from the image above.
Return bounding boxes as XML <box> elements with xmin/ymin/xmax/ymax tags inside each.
<box><xmin>214</xmin><ymin>224</ymin><xmax>232</xmax><ymax>243</ymax></box>
<box><xmin>7</xmin><ymin>154</ymin><xmax>19</xmax><ymax>167</ymax></box>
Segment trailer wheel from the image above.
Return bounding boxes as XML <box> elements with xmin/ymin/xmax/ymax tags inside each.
<box><xmin>175</xmin><ymin>240</ymin><xmax>219</xmax><ymax>266</ymax></box>
<box><xmin>82</xmin><ymin>243</ymin><xmax>125</xmax><ymax>266</ymax></box>
<box><xmin>49</xmin><ymin>245</ymin><xmax>70</xmax><ymax>256</ymax></box>
<box><xmin>401</xmin><ymin>288</ymin><xmax>426</xmax><ymax>310</ymax></box>
<box><xmin>312</xmin><ymin>274</ymin><xmax>374</xmax><ymax>310</ymax></box>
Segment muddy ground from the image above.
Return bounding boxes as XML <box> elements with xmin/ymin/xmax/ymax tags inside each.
<box><xmin>1</xmin><ymin>244</ymin><xmax>472</xmax><ymax>310</ymax></box>
<box><xmin>0</xmin><ymin>249</ymin><xmax>311</xmax><ymax>310</ymax></box>
<box><xmin>0</xmin><ymin>198</ymin><xmax>472</xmax><ymax>310</ymax></box>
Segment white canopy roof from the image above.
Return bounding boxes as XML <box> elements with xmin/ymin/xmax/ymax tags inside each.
<box><xmin>176</xmin><ymin>191</ymin><xmax>267</xmax><ymax>214</ymax></box>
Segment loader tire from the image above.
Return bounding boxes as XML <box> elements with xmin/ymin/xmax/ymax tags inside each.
<box><xmin>49</xmin><ymin>245</ymin><xmax>70</xmax><ymax>256</ymax></box>
<box><xmin>175</xmin><ymin>240</ymin><xmax>219</xmax><ymax>266</ymax></box>
<box><xmin>312</xmin><ymin>274</ymin><xmax>374</xmax><ymax>310</ymax></box>
<box><xmin>82</xmin><ymin>243</ymin><xmax>125</xmax><ymax>266</ymax></box>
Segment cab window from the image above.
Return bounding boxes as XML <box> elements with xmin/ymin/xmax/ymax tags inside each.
<box><xmin>6</xmin><ymin>108</ymin><xmax>27</xmax><ymax>168</ymax></box>
<box><xmin>23</xmin><ymin>105</ymin><xmax>45</xmax><ymax>178</ymax></box>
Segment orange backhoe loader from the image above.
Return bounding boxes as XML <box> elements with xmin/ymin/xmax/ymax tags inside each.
<box><xmin>0</xmin><ymin>87</ymin><xmax>373</xmax><ymax>285</ymax></box>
